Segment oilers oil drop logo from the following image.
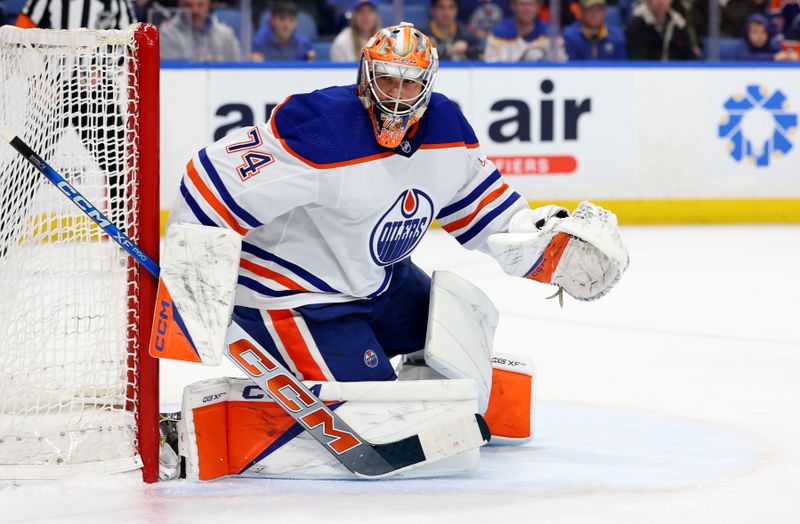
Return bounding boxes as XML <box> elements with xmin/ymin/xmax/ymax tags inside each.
<box><xmin>364</xmin><ymin>349</ymin><xmax>379</xmax><ymax>368</ymax></box>
<box><xmin>369</xmin><ymin>189</ymin><xmax>433</xmax><ymax>266</ymax></box>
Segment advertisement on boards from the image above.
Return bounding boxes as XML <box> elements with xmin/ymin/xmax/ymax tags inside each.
<box><xmin>160</xmin><ymin>65</ymin><xmax>800</xmax><ymax>210</ymax></box>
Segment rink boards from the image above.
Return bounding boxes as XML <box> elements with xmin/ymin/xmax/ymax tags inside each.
<box><xmin>156</xmin><ymin>63</ymin><xmax>800</xmax><ymax>225</ymax></box>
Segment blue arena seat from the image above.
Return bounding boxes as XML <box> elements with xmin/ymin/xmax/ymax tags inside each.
<box><xmin>214</xmin><ymin>7</ymin><xmax>244</xmax><ymax>39</ymax></box>
<box><xmin>377</xmin><ymin>3</ymin><xmax>396</xmax><ymax>25</ymax></box>
<box><xmin>616</xmin><ymin>0</ymin><xmax>634</xmax><ymax>22</ymax></box>
<box><xmin>312</xmin><ymin>40</ymin><xmax>333</xmax><ymax>61</ymax></box>
<box><xmin>701</xmin><ymin>37</ymin><xmax>742</xmax><ymax>61</ymax></box>
<box><xmin>297</xmin><ymin>11</ymin><xmax>319</xmax><ymax>41</ymax></box>
<box><xmin>605</xmin><ymin>6</ymin><xmax>623</xmax><ymax>28</ymax></box>
<box><xmin>403</xmin><ymin>4</ymin><xmax>429</xmax><ymax>29</ymax></box>
<box><xmin>377</xmin><ymin>3</ymin><xmax>429</xmax><ymax>28</ymax></box>
<box><xmin>719</xmin><ymin>37</ymin><xmax>741</xmax><ymax>61</ymax></box>
<box><xmin>6</xmin><ymin>0</ymin><xmax>27</xmax><ymax>13</ymax></box>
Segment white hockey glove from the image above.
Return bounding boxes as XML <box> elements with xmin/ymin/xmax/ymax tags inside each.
<box><xmin>487</xmin><ymin>201</ymin><xmax>629</xmax><ymax>302</ymax></box>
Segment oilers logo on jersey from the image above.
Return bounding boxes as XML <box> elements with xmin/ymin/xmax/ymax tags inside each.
<box><xmin>370</xmin><ymin>189</ymin><xmax>433</xmax><ymax>266</ymax></box>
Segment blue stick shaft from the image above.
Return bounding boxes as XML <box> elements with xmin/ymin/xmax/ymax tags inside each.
<box><xmin>2</xmin><ymin>128</ymin><xmax>160</xmax><ymax>278</ymax></box>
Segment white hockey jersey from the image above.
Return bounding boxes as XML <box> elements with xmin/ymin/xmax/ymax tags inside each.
<box><xmin>169</xmin><ymin>85</ymin><xmax>528</xmax><ymax>309</ymax></box>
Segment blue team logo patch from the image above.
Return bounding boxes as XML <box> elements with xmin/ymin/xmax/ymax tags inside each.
<box><xmin>369</xmin><ymin>189</ymin><xmax>434</xmax><ymax>266</ymax></box>
<box><xmin>364</xmin><ymin>349</ymin><xmax>379</xmax><ymax>368</ymax></box>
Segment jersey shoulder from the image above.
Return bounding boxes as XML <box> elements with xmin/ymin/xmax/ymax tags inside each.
<box><xmin>422</xmin><ymin>92</ymin><xmax>479</xmax><ymax>148</ymax></box>
<box><xmin>270</xmin><ymin>84</ymin><xmax>385</xmax><ymax>168</ymax></box>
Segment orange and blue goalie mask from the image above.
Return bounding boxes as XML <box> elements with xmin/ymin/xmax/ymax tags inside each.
<box><xmin>357</xmin><ymin>23</ymin><xmax>439</xmax><ymax>149</ymax></box>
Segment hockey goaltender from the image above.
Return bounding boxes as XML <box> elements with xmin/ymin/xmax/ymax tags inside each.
<box><xmin>151</xmin><ymin>22</ymin><xmax>629</xmax><ymax>481</ymax></box>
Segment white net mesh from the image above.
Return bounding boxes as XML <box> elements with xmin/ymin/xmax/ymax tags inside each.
<box><xmin>0</xmin><ymin>27</ymin><xmax>145</xmax><ymax>477</ymax></box>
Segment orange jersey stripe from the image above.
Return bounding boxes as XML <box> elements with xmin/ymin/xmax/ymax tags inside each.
<box><xmin>240</xmin><ymin>259</ymin><xmax>308</xmax><ymax>292</ymax></box>
<box><xmin>419</xmin><ymin>141</ymin><xmax>480</xmax><ymax>150</ymax></box>
<box><xmin>267</xmin><ymin>310</ymin><xmax>327</xmax><ymax>381</ymax></box>
<box><xmin>186</xmin><ymin>159</ymin><xmax>248</xmax><ymax>236</ymax></box>
<box><xmin>442</xmin><ymin>183</ymin><xmax>509</xmax><ymax>233</ymax></box>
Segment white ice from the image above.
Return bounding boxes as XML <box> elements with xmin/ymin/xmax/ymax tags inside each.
<box><xmin>3</xmin><ymin>225</ymin><xmax>800</xmax><ymax>523</ymax></box>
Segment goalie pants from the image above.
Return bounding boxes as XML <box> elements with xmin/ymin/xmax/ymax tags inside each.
<box><xmin>232</xmin><ymin>258</ymin><xmax>431</xmax><ymax>382</ymax></box>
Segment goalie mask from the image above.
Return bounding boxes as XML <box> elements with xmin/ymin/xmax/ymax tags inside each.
<box><xmin>357</xmin><ymin>22</ymin><xmax>439</xmax><ymax>149</ymax></box>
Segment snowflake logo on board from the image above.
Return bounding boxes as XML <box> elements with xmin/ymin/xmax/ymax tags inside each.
<box><xmin>718</xmin><ymin>85</ymin><xmax>797</xmax><ymax>167</ymax></box>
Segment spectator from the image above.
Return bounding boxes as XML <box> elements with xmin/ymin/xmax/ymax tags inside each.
<box><xmin>252</xmin><ymin>1</ymin><xmax>315</xmax><ymax>61</ymax></box>
<box><xmin>563</xmin><ymin>0</ymin><xmax>627</xmax><ymax>60</ymax></box>
<box><xmin>13</xmin><ymin>0</ymin><xmax>137</xmax><ymax>227</ymax></box>
<box><xmin>735</xmin><ymin>13</ymin><xmax>781</xmax><ymax>59</ymax></box>
<box><xmin>785</xmin><ymin>10</ymin><xmax>800</xmax><ymax>39</ymax></box>
<box><xmin>687</xmin><ymin>0</ymin><xmax>768</xmax><ymax>39</ymax></box>
<box><xmin>722</xmin><ymin>1</ymin><xmax>770</xmax><ymax>37</ymax></box>
<box><xmin>160</xmin><ymin>0</ymin><xmax>241</xmax><ymax>61</ymax></box>
<box><xmin>735</xmin><ymin>12</ymin><xmax>798</xmax><ymax>59</ymax></box>
<box><xmin>484</xmin><ymin>0</ymin><xmax>564</xmax><ymax>62</ymax></box>
<box><xmin>426</xmin><ymin>0</ymin><xmax>484</xmax><ymax>60</ymax></box>
<box><xmin>626</xmin><ymin>0</ymin><xmax>699</xmax><ymax>60</ymax></box>
<box><xmin>134</xmin><ymin>0</ymin><xmax>177</xmax><ymax>25</ymax></box>
<box><xmin>774</xmin><ymin>1</ymin><xmax>800</xmax><ymax>36</ymax></box>
<box><xmin>330</xmin><ymin>0</ymin><xmax>380</xmax><ymax>62</ymax></box>
<box><xmin>458</xmin><ymin>0</ymin><xmax>511</xmax><ymax>39</ymax></box>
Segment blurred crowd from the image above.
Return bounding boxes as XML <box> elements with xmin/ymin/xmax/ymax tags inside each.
<box><xmin>2</xmin><ymin>0</ymin><xmax>799</xmax><ymax>62</ymax></box>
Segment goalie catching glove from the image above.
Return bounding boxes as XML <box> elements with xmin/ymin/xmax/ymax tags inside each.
<box><xmin>487</xmin><ymin>201</ymin><xmax>629</xmax><ymax>301</ymax></box>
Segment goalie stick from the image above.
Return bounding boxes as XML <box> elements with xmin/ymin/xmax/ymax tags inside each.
<box><xmin>0</xmin><ymin>122</ymin><xmax>491</xmax><ymax>478</ymax></box>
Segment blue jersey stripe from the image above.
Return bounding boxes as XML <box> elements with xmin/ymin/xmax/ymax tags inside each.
<box><xmin>455</xmin><ymin>192</ymin><xmax>522</xmax><ymax>245</ymax></box>
<box><xmin>198</xmin><ymin>148</ymin><xmax>263</xmax><ymax>229</ymax></box>
<box><xmin>180</xmin><ymin>181</ymin><xmax>219</xmax><ymax>228</ymax></box>
<box><xmin>241</xmin><ymin>242</ymin><xmax>338</xmax><ymax>293</ymax></box>
<box><xmin>437</xmin><ymin>170</ymin><xmax>501</xmax><ymax>219</ymax></box>
<box><xmin>238</xmin><ymin>276</ymin><xmax>305</xmax><ymax>297</ymax></box>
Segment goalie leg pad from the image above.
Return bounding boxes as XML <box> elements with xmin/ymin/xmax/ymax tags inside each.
<box><xmin>484</xmin><ymin>352</ymin><xmax>537</xmax><ymax>444</ymax></box>
<box><xmin>418</xmin><ymin>270</ymin><xmax>499</xmax><ymax>413</ymax></box>
<box><xmin>180</xmin><ymin>377</ymin><xmax>482</xmax><ymax>480</ymax></box>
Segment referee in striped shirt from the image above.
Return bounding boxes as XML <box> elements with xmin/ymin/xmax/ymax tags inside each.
<box><xmin>10</xmin><ymin>0</ymin><xmax>138</xmax><ymax>231</ymax></box>
<box><xmin>16</xmin><ymin>0</ymin><xmax>136</xmax><ymax>30</ymax></box>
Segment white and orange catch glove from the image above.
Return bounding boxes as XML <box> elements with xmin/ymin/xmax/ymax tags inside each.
<box><xmin>487</xmin><ymin>201</ymin><xmax>629</xmax><ymax>302</ymax></box>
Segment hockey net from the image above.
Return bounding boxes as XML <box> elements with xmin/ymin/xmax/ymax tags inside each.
<box><xmin>0</xmin><ymin>25</ymin><xmax>159</xmax><ymax>481</ymax></box>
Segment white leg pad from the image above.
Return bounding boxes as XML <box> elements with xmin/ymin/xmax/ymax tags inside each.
<box><xmin>421</xmin><ymin>270</ymin><xmax>498</xmax><ymax>413</ymax></box>
<box><xmin>179</xmin><ymin>377</ymin><xmax>482</xmax><ymax>481</ymax></box>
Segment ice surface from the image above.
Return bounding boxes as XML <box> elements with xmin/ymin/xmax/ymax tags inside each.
<box><xmin>3</xmin><ymin>225</ymin><xmax>800</xmax><ymax>523</ymax></box>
